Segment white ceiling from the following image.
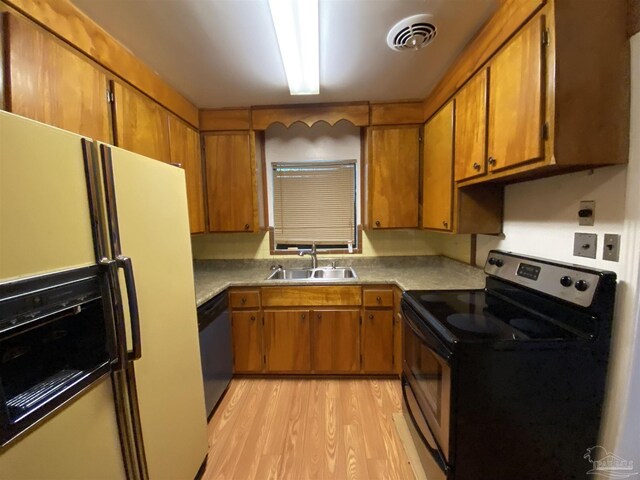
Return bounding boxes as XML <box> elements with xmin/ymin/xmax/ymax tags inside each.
<box><xmin>71</xmin><ymin>0</ymin><xmax>498</xmax><ymax>109</ymax></box>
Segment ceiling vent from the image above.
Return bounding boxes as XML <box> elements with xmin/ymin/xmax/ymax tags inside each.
<box><xmin>387</xmin><ymin>14</ymin><xmax>437</xmax><ymax>51</ymax></box>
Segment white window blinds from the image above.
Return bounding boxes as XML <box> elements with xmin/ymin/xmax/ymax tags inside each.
<box><xmin>273</xmin><ymin>161</ymin><xmax>356</xmax><ymax>247</ymax></box>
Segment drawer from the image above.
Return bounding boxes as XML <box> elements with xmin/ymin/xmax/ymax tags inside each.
<box><xmin>261</xmin><ymin>286</ymin><xmax>362</xmax><ymax>307</ymax></box>
<box><xmin>229</xmin><ymin>290</ymin><xmax>260</xmax><ymax>309</ymax></box>
<box><xmin>363</xmin><ymin>288</ymin><xmax>394</xmax><ymax>308</ymax></box>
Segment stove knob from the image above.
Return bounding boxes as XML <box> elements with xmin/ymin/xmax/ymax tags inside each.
<box><xmin>560</xmin><ymin>276</ymin><xmax>573</xmax><ymax>287</ymax></box>
<box><xmin>488</xmin><ymin>257</ymin><xmax>497</xmax><ymax>265</ymax></box>
<box><xmin>495</xmin><ymin>259</ymin><xmax>504</xmax><ymax>267</ymax></box>
<box><xmin>575</xmin><ymin>280</ymin><xmax>589</xmax><ymax>292</ymax></box>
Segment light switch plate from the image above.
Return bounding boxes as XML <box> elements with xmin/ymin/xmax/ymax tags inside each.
<box><xmin>578</xmin><ymin>200</ymin><xmax>595</xmax><ymax>226</ymax></box>
<box><xmin>574</xmin><ymin>233</ymin><xmax>597</xmax><ymax>259</ymax></box>
<box><xmin>603</xmin><ymin>234</ymin><xmax>621</xmax><ymax>262</ymax></box>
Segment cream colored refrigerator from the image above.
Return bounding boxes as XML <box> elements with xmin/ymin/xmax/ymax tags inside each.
<box><xmin>0</xmin><ymin>111</ymin><xmax>208</xmax><ymax>479</ymax></box>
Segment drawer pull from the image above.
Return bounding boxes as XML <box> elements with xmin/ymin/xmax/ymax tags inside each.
<box><xmin>241</xmin><ymin>297</ymin><xmax>247</xmax><ymax>304</ymax></box>
<box><xmin>376</xmin><ymin>296</ymin><xmax>382</xmax><ymax>302</ymax></box>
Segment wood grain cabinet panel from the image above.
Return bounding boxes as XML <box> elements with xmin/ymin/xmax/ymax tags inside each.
<box><xmin>261</xmin><ymin>286</ymin><xmax>362</xmax><ymax>307</ymax></box>
<box><xmin>229</xmin><ymin>290</ymin><xmax>260</xmax><ymax>309</ymax></box>
<box><xmin>312</xmin><ymin>310</ymin><xmax>360</xmax><ymax>373</ymax></box>
<box><xmin>422</xmin><ymin>102</ymin><xmax>454</xmax><ymax>231</ymax></box>
<box><xmin>362</xmin><ymin>309</ymin><xmax>394</xmax><ymax>373</ymax></box>
<box><xmin>168</xmin><ymin>116</ymin><xmax>205</xmax><ymax>234</ymax></box>
<box><xmin>363</xmin><ymin>289</ymin><xmax>394</xmax><ymax>308</ymax></box>
<box><xmin>264</xmin><ymin>310</ymin><xmax>311</xmax><ymax>372</ymax></box>
<box><xmin>204</xmin><ymin>132</ymin><xmax>258</xmax><ymax>233</ymax></box>
<box><xmin>112</xmin><ymin>81</ymin><xmax>171</xmax><ymax>163</ymax></box>
<box><xmin>3</xmin><ymin>13</ymin><xmax>111</xmax><ymax>143</ymax></box>
<box><xmin>454</xmin><ymin>70</ymin><xmax>488</xmax><ymax>182</ymax></box>
<box><xmin>231</xmin><ymin>311</ymin><xmax>263</xmax><ymax>373</ymax></box>
<box><xmin>487</xmin><ymin>15</ymin><xmax>545</xmax><ymax>172</ymax></box>
<box><xmin>367</xmin><ymin>126</ymin><xmax>420</xmax><ymax>229</ymax></box>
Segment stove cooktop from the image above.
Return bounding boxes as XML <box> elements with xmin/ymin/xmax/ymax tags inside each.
<box><xmin>403</xmin><ymin>289</ymin><xmax>583</xmax><ymax>343</ymax></box>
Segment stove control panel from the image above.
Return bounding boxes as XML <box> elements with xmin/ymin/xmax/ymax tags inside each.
<box><xmin>483</xmin><ymin>250</ymin><xmax>608</xmax><ymax>307</ymax></box>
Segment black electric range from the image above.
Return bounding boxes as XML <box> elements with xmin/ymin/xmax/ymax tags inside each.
<box><xmin>400</xmin><ymin>250</ymin><xmax>617</xmax><ymax>480</ymax></box>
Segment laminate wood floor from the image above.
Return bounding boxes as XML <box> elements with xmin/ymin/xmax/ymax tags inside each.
<box><xmin>202</xmin><ymin>378</ymin><xmax>416</xmax><ymax>480</ymax></box>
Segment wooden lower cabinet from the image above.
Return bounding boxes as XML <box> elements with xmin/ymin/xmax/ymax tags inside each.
<box><xmin>362</xmin><ymin>309</ymin><xmax>395</xmax><ymax>373</ymax></box>
<box><xmin>231</xmin><ymin>311</ymin><xmax>263</xmax><ymax>373</ymax></box>
<box><xmin>264</xmin><ymin>310</ymin><xmax>311</xmax><ymax>372</ymax></box>
<box><xmin>312</xmin><ymin>309</ymin><xmax>360</xmax><ymax>373</ymax></box>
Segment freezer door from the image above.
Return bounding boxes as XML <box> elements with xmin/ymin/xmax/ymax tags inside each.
<box><xmin>0</xmin><ymin>111</ymin><xmax>96</xmax><ymax>282</ymax></box>
<box><xmin>0</xmin><ymin>376</ymin><xmax>126</xmax><ymax>479</ymax></box>
<box><xmin>104</xmin><ymin>145</ymin><xmax>208</xmax><ymax>480</ymax></box>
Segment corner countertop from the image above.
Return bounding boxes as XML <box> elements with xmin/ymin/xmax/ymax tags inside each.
<box><xmin>193</xmin><ymin>256</ymin><xmax>486</xmax><ymax>307</ymax></box>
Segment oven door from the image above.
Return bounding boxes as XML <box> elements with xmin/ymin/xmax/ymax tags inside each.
<box><xmin>401</xmin><ymin>300</ymin><xmax>453</xmax><ymax>466</ymax></box>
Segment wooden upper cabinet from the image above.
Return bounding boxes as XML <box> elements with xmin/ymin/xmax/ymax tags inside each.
<box><xmin>487</xmin><ymin>15</ymin><xmax>545</xmax><ymax>172</ymax></box>
<box><xmin>454</xmin><ymin>70</ymin><xmax>488</xmax><ymax>182</ymax></box>
<box><xmin>367</xmin><ymin>126</ymin><xmax>420</xmax><ymax>229</ymax></box>
<box><xmin>168</xmin><ymin>116</ymin><xmax>205</xmax><ymax>234</ymax></box>
<box><xmin>3</xmin><ymin>13</ymin><xmax>111</xmax><ymax>143</ymax></box>
<box><xmin>204</xmin><ymin>132</ymin><xmax>258</xmax><ymax>233</ymax></box>
<box><xmin>312</xmin><ymin>309</ymin><xmax>360</xmax><ymax>373</ymax></box>
<box><xmin>111</xmin><ymin>81</ymin><xmax>171</xmax><ymax>163</ymax></box>
<box><xmin>264</xmin><ymin>310</ymin><xmax>311</xmax><ymax>372</ymax></box>
<box><xmin>422</xmin><ymin>102</ymin><xmax>454</xmax><ymax>231</ymax></box>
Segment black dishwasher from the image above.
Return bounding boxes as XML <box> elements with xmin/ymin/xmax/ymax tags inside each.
<box><xmin>197</xmin><ymin>291</ymin><xmax>233</xmax><ymax>419</ymax></box>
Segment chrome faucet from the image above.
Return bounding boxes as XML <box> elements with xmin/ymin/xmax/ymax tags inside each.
<box><xmin>299</xmin><ymin>242</ymin><xmax>318</xmax><ymax>269</ymax></box>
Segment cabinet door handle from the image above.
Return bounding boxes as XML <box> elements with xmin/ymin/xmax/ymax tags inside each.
<box><xmin>375</xmin><ymin>220</ymin><xmax>381</xmax><ymax>227</ymax></box>
<box><xmin>473</xmin><ymin>162</ymin><xmax>481</xmax><ymax>170</ymax></box>
<box><xmin>488</xmin><ymin>156</ymin><xmax>497</xmax><ymax>167</ymax></box>
<box><xmin>317</xmin><ymin>314</ymin><xmax>321</xmax><ymax>320</ymax></box>
<box><xmin>301</xmin><ymin>314</ymin><xmax>306</xmax><ymax>320</ymax></box>
<box><xmin>244</xmin><ymin>223</ymin><xmax>250</xmax><ymax>230</ymax></box>
<box><xmin>442</xmin><ymin>220</ymin><xmax>449</xmax><ymax>228</ymax></box>
<box><xmin>369</xmin><ymin>314</ymin><xmax>374</xmax><ymax>320</ymax></box>
<box><xmin>250</xmin><ymin>316</ymin><xmax>256</xmax><ymax>321</ymax></box>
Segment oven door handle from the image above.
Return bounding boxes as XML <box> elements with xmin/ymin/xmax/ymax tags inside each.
<box><xmin>402</xmin><ymin>377</ymin><xmax>450</xmax><ymax>474</ymax></box>
<box><xmin>402</xmin><ymin>304</ymin><xmax>453</xmax><ymax>361</ymax></box>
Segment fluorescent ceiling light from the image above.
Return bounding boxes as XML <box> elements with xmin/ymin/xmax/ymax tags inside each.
<box><xmin>268</xmin><ymin>0</ymin><xmax>319</xmax><ymax>95</ymax></box>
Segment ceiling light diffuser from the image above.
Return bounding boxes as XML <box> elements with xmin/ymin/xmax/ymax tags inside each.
<box><xmin>268</xmin><ymin>0</ymin><xmax>319</xmax><ymax>95</ymax></box>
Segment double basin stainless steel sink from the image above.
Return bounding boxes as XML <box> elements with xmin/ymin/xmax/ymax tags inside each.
<box><xmin>265</xmin><ymin>266</ymin><xmax>358</xmax><ymax>281</ymax></box>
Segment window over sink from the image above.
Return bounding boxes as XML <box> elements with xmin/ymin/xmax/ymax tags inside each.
<box><xmin>272</xmin><ymin>160</ymin><xmax>357</xmax><ymax>252</ymax></box>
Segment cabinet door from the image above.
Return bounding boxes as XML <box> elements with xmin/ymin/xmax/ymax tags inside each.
<box><xmin>3</xmin><ymin>13</ymin><xmax>111</xmax><ymax>143</ymax></box>
<box><xmin>422</xmin><ymin>102</ymin><xmax>454</xmax><ymax>231</ymax></box>
<box><xmin>362</xmin><ymin>309</ymin><xmax>394</xmax><ymax>373</ymax></box>
<box><xmin>168</xmin><ymin>116</ymin><xmax>205</xmax><ymax>234</ymax></box>
<box><xmin>264</xmin><ymin>310</ymin><xmax>311</xmax><ymax>372</ymax></box>
<box><xmin>488</xmin><ymin>16</ymin><xmax>545</xmax><ymax>172</ymax></box>
<box><xmin>112</xmin><ymin>81</ymin><xmax>171</xmax><ymax>163</ymax></box>
<box><xmin>312</xmin><ymin>310</ymin><xmax>360</xmax><ymax>373</ymax></box>
<box><xmin>368</xmin><ymin>126</ymin><xmax>420</xmax><ymax>229</ymax></box>
<box><xmin>455</xmin><ymin>70</ymin><xmax>488</xmax><ymax>181</ymax></box>
<box><xmin>231</xmin><ymin>311</ymin><xmax>263</xmax><ymax>373</ymax></box>
<box><xmin>204</xmin><ymin>133</ymin><xmax>257</xmax><ymax>232</ymax></box>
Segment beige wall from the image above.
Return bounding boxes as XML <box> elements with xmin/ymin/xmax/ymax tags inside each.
<box><xmin>191</xmin><ymin>229</ymin><xmax>471</xmax><ymax>262</ymax></box>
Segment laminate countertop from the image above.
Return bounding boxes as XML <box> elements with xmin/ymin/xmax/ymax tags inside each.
<box><xmin>193</xmin><ymin>256</ymin><xmax>486</xmax><ymax>307</ymax></box>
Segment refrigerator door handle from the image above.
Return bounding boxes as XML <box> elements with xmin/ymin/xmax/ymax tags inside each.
<box><xmin>116</xmin><ymin>255</ymin><xmax>142</xmax><ymax>361</ymax></box>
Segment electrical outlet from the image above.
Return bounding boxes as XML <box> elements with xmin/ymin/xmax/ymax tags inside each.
<box><xmin>603</xmin><ymin>234</ymin><xmax>621</xmax><ymax>262</ymax></box>
<box><xmin>574</xmin><ymin>233</ymin><xmax>597</xmax><ymax>259</ymax></box>
<box><xmin>578</xmin><ymin>201</ymin><xmax>595</xmax><ymax>226</ymax></box>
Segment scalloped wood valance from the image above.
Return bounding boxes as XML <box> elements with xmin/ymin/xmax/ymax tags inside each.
<box><xmin>251</xmin><ymin>103</ymin><xmax>369</xmax><ymax>130</ymax></box>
